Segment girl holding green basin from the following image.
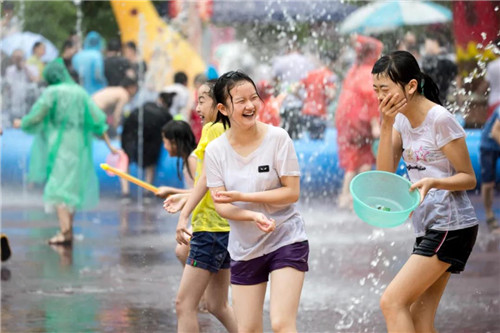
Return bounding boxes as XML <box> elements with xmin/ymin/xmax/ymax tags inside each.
<box><xmin>373</xmin><ymin>50</ymin><xmax>478</xmax><ymax>332</ymax></box>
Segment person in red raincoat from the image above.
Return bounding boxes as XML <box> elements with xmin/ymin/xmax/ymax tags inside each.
<box><xmin>256</xmin><ymin>79</ymin><xmax>282</xmax><ymax>127</ymax></box>
<box><xmin>335</xmin><ymin>35</ymin><xmax>383</xmax><ymax>209</ymax></box>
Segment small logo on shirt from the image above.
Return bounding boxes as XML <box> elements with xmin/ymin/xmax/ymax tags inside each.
<box><xmin>407</xmin><ymin>164</ymin><xmax>426</xmax><ymax>171</ymax></box>
<box><xmin>258</xmin><ymin>165</ymin><xmax>270</xmax><ymax>173</ymax></box>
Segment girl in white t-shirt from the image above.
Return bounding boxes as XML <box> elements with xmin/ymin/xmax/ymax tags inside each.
<box><xmin>205</xmin><ymin>71</ymin><xmax>308</xmax><ymax>332</ymax></box>
<box><xmin>373</xmin><ymin>50</ymin><xmax>478</xmax><ymax>332</ymax></box>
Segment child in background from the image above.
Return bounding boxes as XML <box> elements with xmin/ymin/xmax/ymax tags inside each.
<box><xmin>156</xmin><ymin>120</ymin><xmax>197</xmax><ymax>264</ymax></box>
<box><xmin>373</xmin><ymin>50</ymin><xmax>478</xmax><ymax>332</ymax></box>
<box><xmin>156</xmin><ymin>120</ymin><xmax>212</xmax><ymax>312</ymax></box>
<box><xmin>15</xmin><ymin>59</ymin><xmax>117</xmax><ymax>244</ymax></box>
<box><xmin>256</xmin><ymin>80</ymin><xmax>281</xmax><ymax>127</ymax></box>
<box><xmin>120</xmin><ymin>92</ymin><xmax>174</xmax><ymax>202</ymax></box>
<box><xmin>164</xmin><ymin>80</ymin><xmax>236</xmax><ymax>332</ymax></box>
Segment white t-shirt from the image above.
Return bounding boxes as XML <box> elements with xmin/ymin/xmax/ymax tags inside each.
<box><xmin>394</xmin><ymin>105</ymin><xmax>478</xmax><ymax>236</ymax></box>
<box><xmin>485</xmin><ymin>58</ymin><xmax>500</xmax><ymax>107</ymax></box>
<box><xmin>205</xmin><ymin>125</ymin><xmax>307</xmax><ymax>261</ymax></box>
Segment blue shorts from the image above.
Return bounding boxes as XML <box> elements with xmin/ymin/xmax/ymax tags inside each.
<box><xmin>480</xmin><ymin>149</ymin><xmax>500</xmax><ymax>183</ymax></box>
<box><xmin>186</xmin><ymin>231</ymin><xmax>230</xmax><ymax>273</ymax></box>
<box><xmin>230</xmin><ymin>241</ymin><xmax>309</xmax><ymax>285</ymax></box>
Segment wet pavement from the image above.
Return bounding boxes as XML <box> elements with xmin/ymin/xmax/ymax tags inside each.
<box><xmin>1</xmin><ymin>188</ymin><xmax>499</xmax><ymax>333</ymax></box>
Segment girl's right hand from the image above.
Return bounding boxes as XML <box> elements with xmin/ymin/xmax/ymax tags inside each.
<box><xmin>163</xmin><ymin>194</ymin><xmax>187</xmax><ymax>213</ymax></box>
<box><xmin>253</xmin><ymin>212</ymin><xmax>276</xmax><ymax>233</ymax></box>
<box><xmin>156</xmin><ymin>186</ymin><xmax>176</xmax><ymax>199</ymax></box>
<box><xmin>176</xmin><ymin>216</ymin><xmax>192</xmax><ymax>245</ymax></box>
<box><xmin>379</xmin><ymin>93</ymin><xmax>407</xmax><ymax>125</ymax></box>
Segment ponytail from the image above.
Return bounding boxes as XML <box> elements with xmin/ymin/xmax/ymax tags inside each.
<box><xmin>419</xmin><ymin>72</ymin><xmax>442</xmax><ymax>106</ymax></box>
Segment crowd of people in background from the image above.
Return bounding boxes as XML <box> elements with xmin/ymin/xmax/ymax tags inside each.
<box><xmin>2</xmin><ymin>28</ymin><xmax>499</xmax><ymax>225</ymax></box>
<box><xmin>1</xmin><ymin>23</ymin><xmax>499</xmax><ymax>211</ymax></box>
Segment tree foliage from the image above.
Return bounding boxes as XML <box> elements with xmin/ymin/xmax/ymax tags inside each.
<box><xmin>22</xmin><ymin>1</ymin><xmax>77</xmax><ymax>51</ymax></box>
<box><xmin>17</xmin><ymin>0</ymin><xmax>119</xmax><ymax>51</ymax></box>
<box><xmin>81</xmin><ymin>0</ymin><xmax>119</xmax><ymax>42</ymax></box>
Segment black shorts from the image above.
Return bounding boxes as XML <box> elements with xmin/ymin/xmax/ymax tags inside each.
<box><xmin>412</xmin><ymin>225</ymin><xmax>478</xmax><ymax>274</ymax></box>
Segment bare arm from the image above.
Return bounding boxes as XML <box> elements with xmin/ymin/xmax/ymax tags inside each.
<box><xmin>210</xmin><ymin>186</ymin><xmax>276</xmax><ymax>233</ymax></box>
<box><xmin>157</xmin><ymin>152</ymin><xmax>197</xmax><ymax>198</ymax></box>
<box><xmin>370</xmin><ymin>117</ymin><xmax>380</xmax><ymax>140</ymax></box>
<box><xmin>175</xmin><ymin>165</ymin><xmax>210</xmax><ymax>245</ymax></box>
<box><xmin>376</xmin><ymin>93</ymin><xmax>405</xmax><ymax>173</ymax></box>
<box><xmin>100</xmin><ymin>132</ymin><xmax>118</xmax><ymax>154</ymax></box>
<box><xmin>157</xmin><ymin>186</ymin><xmax>192</xmax><ymax>198</ymax></box>
<box><xmin>212</xmin><ymin>175</ymin><xmax>300</xmax><ymax>205</ymax></box>
<box><xmin>410</xmin><ymin>137</ymin><xmax>476</xmax><ymax>200</ymax></box>
<box><xmin>112</xmin><ymin>95</ymin><xmax>128</xmax><ymax>128</ymax></box>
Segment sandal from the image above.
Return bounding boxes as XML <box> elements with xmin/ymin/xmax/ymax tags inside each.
<box><xmin>486</xmin><ymin>217</ymin><xmax>499</xmax><ymax>232</ymax></box>
<box><xmin>48</xmin><ymin>232</ymin><xmax>72</xmax><ymax>245</ymax></box>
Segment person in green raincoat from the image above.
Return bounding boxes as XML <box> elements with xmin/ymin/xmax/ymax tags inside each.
<box><xmin>14</xmin><ymin>58</ymin><xmax>117</xmax><ymax>244</ymax></box>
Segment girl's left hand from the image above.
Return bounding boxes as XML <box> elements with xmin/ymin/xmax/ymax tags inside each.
<box><xmin>163</xmin><ymin>194</ymin><xmax>187</xmax><ymax>213</ymax></box>
<box><xmin>409</xmin><ymin>177</ymin><xmax>435</xmax><ymax>203</ymax></box>
<box><xmin>213</xmin><ymin>190</ymin><xmax>242</xmax><ymax>203</ymax></box>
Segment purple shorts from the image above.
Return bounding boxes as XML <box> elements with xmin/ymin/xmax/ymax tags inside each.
<box><xmin>230</xmin><ymin>241</ymin><xmax>309</xmax><ymax>285</ymax></box>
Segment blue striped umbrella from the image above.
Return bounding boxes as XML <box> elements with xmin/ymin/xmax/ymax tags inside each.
<box><xmin>339</xmin><ymin>0</ymin><xmax>452</xmax><ymax>34</ymax></box>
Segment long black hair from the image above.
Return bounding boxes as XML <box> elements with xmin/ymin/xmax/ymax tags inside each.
<box><xmin>201</xmin><ymin>79</ymin><xmax>217</xmax><ymax>112</ymax></box>
<box><xmin>161</xmin><ymin>120</ymin><xmax>196</xmax><ymax>181</ymax></box>
<box><xmin>371</xmin><ymin>50</ymin><xmax>442</xmax><ymax>105</ymax></box>
<box><xmin>213</xmin><ymin>70</ymin><xmax>261</xmax><ymax>128</ymax></box>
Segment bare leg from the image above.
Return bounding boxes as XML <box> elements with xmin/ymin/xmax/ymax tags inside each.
<box><xmin>482</xmin><ymin>182</ymin><xmax>499</xmax><ymax>231</ymax></box>
<box><xmin>120</xmin><ymin>165</ymin><xmax>130</xmax><ymax>196</ymax></box>
<box><xmin>338</xmin><ymin>170</ymin><xmax>355</xmax><ymax>208</ymax></box>
<box><xmin>380</xmin><ymin>254</ymin><xmax>451</xmax><ymax>332</ymax></box>
<box><xmin>232</xmin><ymin>282</ymin><xmax>267</xmax><ymax>332</ymax></box>
<box><xmin>49</xmin><ymin>205</ymin><xmax>74</xmax><ymax>244</ymax></box>
<box><xmin>269</xmin><ymin>267</ymin><xmax>305</xmax><ymax>333</ymax></box>
<box><xmin>176</xmin><ymin>265</ymin><xmax>211</xmax><ymax>333</ymax></box>
<box><xmin>176</xmin><ymin>243</ymin><xmax>190</xmax><ymax>266</ymax></box>
<box><xmin>145</xmin><ymin>165</ymin><xmax>156</xmax><ymax>186</ymax></box>
<box><xmin>204</xmin><ymin>269</ymin><xmax>237</xmax><ymax>332</ymax></box>
<box><xmin>174</xmin><ymin>227</ymin><xmax>209</xmax><ymax>313</ymax></box>
<box><xmin>410</xmin><ymin>272</ymin><xmax>451</xmax><ymax>333</ymax></box>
